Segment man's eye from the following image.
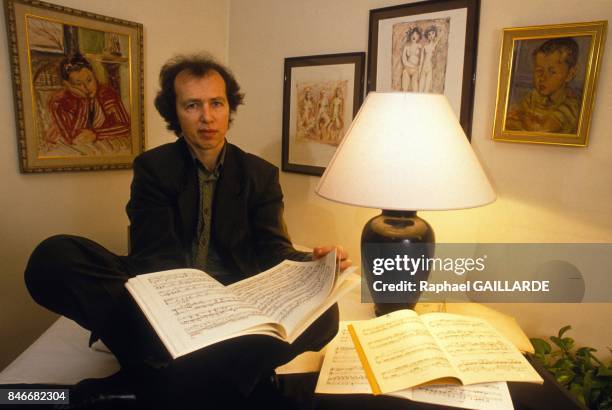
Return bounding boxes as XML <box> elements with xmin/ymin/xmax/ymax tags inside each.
<box><xmin>212</xmin><ymin>101</ymin><xmax>224</xmax><ymax>107</ymax></box>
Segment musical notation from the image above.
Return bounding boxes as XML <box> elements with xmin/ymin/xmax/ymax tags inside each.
<box><xmin>124</xmin><ymin>251</ymin><xmax>344</xmax><ymax>359</ymax></box>
<box><xmin>374</xmin><ymin>342</ymin><xmax>446</xmax><ymax>365</ymax></box>
<box><xmin>315</xmin><ymin>323</ymin><xmax>515</xmax><ymax>410</ymax></box>
<box><xmin>348</xmin><ymin>310</ymin><xmax>542</xmax><ymax>394</ymax></box>
<box><xmin>229</xmin><ymin>258</ymin><xmax>335</xmax><ymax>334</ymax></box>
<box><xmin>409</xmin><ymin>382</ymin><xmax>514</xmax><ymax>410</ymax></box>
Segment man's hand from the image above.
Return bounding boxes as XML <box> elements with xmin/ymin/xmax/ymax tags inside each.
<box><xmin>313</xmin><ymin>245</ymin><xmax>352</xmax><ymax>272</ymax></box>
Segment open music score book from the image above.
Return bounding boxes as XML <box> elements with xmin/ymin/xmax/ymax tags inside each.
<box><xmin>413</xmin><ymin>302</ymin><xmax>534</xmax><ymax>354</ymax></box>
<box><xmin>316</xmin><ymin>323</ymin><xmax>515</xmax><ymax>410</ymax></box>
<box><xmin>348</xmin><ymin>310</ymin><xmax>543</xmax><ymax>395</ymax></box>
<box><xmin>125</xmin><ymin>250</ymin><xmax>359</xmax><ymax>359</ymax></box>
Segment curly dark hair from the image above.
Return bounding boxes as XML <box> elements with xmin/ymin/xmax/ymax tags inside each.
<box><xmin>59</xmin><ymin>54</ymin><xmax>93</xmax><ymax>81</ymax></box>
<box><xmin>154</xmin><ymin>54</ymin><xmax>245</xmax><ymax>137</ymax></box>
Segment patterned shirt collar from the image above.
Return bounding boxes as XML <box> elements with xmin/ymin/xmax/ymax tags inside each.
<box><xmin>185</xmin><ymin>138</ymin><xmax>227</xmax><ymax>175</ymax></box>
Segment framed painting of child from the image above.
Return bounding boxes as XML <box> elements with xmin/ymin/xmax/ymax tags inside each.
<box><xmin>4</xmin><ymin>0</ymin><xmax>144</xmax><ymax>172</ymax></box>
<box><xmin>492</xmin><ymin>21</ymin><xmax>607</xmax><ymax>147</ymax></box>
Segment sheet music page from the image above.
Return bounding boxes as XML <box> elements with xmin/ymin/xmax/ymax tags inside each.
<box><xmin>408</xmin><ymin>382</ymin><xmax>514</xmax><ymax>410</ymax></box>
<box><xmin>126</xmin><ymin>269</ymin><xmax>279</xmax><ymax>358</ymax></box>
<box><xmin>228</xmin><ymin>251</ymin><xmax>337</xmax><ymax>339</ymax></box>
<box><xmin>422</xmin><ymin>313</ymin><xmax>543</xmax><ymax>385</ymax></box>
<box><xmin>349</xmin><ymin>310</ymin><xmax>459</xmax><ymax>394</ymax></box>
<box><xmin>316</xmin><ymin>322</ymin><xmax>383</xmax><ymax>395</ymax></box>
<box><xmin>443</xmin><ymin>303</ymin><xmax>534</xmax><ymax>353</ymax></box>
<box><xmin>317</xmin><ymin>322</ymin><xmax>514</xmax><ymax>410</ymax></box>
<box><xmin>288</xmin><ymin>270</ymin><xmax>359</xmax><ymax>342</ymax></box>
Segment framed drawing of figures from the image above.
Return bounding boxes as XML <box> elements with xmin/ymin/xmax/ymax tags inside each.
<box><xmin>492</xmin><ymin>21</ymin><xmax>607</xmax><ymax>147</ymax></box>
<box><xmin>4</xmin><ymin>0</ymin><xmax>144</xmax><ymax>172</ymax></box>
<box><xmin>367</xmin><ymin>0</ymin><xmax>480</xmax><ymax>138</ymax></box>
<box><xmin>282</xmin><ymin>52</ymin><xmax>365</xmax><ymax>176</ymax></box>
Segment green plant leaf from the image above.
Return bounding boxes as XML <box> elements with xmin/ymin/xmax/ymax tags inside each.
<box><xmin>550</xmin><ymin>336</ymin><xmax>563</xmax><ymax>349</ymax></box>
<box><xmin>569</xmin><ymin>383</ymin><xmax>586</xmax><ymax>405</ymax></box>
<box><xmin>554</xmin><ymin>358</ymin><xmax>575</xmax><ymax>371</ymax></box>
<box><xmin>576</xmin><ymin>347</ymin><xmax>597</xmax><ymax>359</ymax></box>
<box><xmin>555</xmin><ymin>368</ymin><xmax>575</xmax><ymax>385</ymax></box>
<box><xmin>530</xmin><ymin>325</ymin><xmax>612</xmax><ymax>409</ymax></box>
<box><xmin>598</xmin><ymin>366</ymin><xmax>612</xmax><ymax>377</ymax></box>
<box><xmin>558</xmin><ymin>325</ymin><xmax>572</xmax><ymax>338</ymax></box>
<box><xmin>551</xmin><ymin>335</ymin><xmax>572</xmax><ymax>352</ymax></box>
<box><xmin>576</xmin><ymin>348</ymin><xmax>597</xmax><ymax>372</ymax></box>
<box><xmin>583</xmin><ymin>371</ymin><xmax>594</xmax><ymax>404</ymax></box>
<box><xmin>531</xmin><ymin>338</ymin><xmax>552</xmax><ymax>355</ymax></box>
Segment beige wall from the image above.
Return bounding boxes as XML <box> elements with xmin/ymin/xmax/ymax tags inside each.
<box><xmin>0</xmin><ymin>0</ymin><xmax>229</xmax><ymax>368</ymax></box>
<box><xmin>2</xmin><ymin>0</ymin><xmax>611</xmax><ymax>371</ymax></box>
<box><xmin>228</xmin><ymin>0</ymin><xmax>612</xmax><ymax>356</ymax></box>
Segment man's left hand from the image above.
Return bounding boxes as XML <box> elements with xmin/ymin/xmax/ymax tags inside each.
<box><xmin>313</xmin><ymin>245</ymin><xmax>351</xmax><ymax>272</ymax></box>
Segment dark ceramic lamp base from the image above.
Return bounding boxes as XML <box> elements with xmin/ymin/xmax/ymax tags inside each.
<box><xmin>361</xmin><ymin>210</ymin><xmax>435</xmax><ymax>316</ymax></box>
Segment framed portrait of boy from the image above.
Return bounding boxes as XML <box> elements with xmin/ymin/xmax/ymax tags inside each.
<box><xmin>492</xmin><ymin>21</ymin><xmax>607</xmax><ymax>147</ymax></box>
<box><xmin>4</xmin><ymin>0</ymin><xmax>144</xmax><ymax>172</ymax></box>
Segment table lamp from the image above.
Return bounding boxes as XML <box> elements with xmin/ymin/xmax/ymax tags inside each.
<box><xmin>315</xmin><ymin>92</ymin><xmax>495</xmax><ymax>315</ymax></box>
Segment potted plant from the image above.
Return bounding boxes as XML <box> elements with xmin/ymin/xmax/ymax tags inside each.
<box><xmin>530</xmin><ymin>326</ymin><xmax>612</xmax><ymax>410</ymax></box>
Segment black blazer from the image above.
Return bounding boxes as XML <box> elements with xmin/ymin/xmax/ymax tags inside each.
<box><xmin>126</xmin><ymin>138</ymin><xmax>308</xmax><ymax>280</ymax></box>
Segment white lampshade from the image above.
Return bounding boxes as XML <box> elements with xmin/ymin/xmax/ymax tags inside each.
<box><xmin>316</xmin><ymin>92</ymin><xmax>496</xmax><ymax>211</ymax></box>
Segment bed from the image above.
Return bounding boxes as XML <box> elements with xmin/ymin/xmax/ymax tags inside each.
<box><xmin>0</xmin><ymin>289</ymin><xmax>584</xmax><ymax>410</ymax></box>
<box><xmin>0</xmin><ymin>286</ymin><xmax>371</xmax><ymax>385</ymax></box>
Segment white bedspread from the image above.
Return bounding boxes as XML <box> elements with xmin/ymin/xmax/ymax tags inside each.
<box><xmin>0</xmin><ymin>286</ymin><xmax>371</xmax><ymax>384</ymax></box>
<box><xmin>0</xmin><ymin>317</ymin><xmax>119</xmax><ymax>384</ymax></box>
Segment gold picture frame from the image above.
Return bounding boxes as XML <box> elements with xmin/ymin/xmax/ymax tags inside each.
<box><xmin>492</xmin><ymin>21</ymin><xmax>607</xmax><ymax>147</ymax></box>
<box><xmin>4</xmin><ymin>0</ymin><xmax>144</xmax><ymax>172</ymax></box>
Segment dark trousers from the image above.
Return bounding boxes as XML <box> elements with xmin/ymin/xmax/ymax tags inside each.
<box><xmin>24</xmin><ymin>235</ymin><xmax>338</xmax><ymax>407</ymax></box>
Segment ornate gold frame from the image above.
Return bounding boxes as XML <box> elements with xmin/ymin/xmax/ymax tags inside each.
<box><xmin>4</xmin><ymin>0</ymin><xmax>144</xmax><ymax>172</ymax></box>
<box><xmin>492</xmin><ymin>21</ymin><xmax>607</xmax><ymax>147</ymax></box>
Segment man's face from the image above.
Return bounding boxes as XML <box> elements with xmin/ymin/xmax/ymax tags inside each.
<box><xmin>174</xmin><ymin>70</ymin><xmax>230</xmax><ymax>157</ymax></box>
<box><xmin>533</xmin><ymin>51</ymin><xmax>576</xmax><ymax>97</ymax></box>
<box><xmin>67</xmin><ymin>68</ymin><xmax>97</xmax><ymax>98</ymax></box>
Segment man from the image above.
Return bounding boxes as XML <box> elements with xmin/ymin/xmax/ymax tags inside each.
<box><xmin>25</xmin><ymin>54</ymin><xmax>349</xmax><ymax>408</ymax></box>
<box><xmin>129</xmin><ymin>55</ymin><xmax>347</xmax><ymax>279</ymax></box>
<box><xmin>45</xmin><ymin>54</ymin><xmax>131</xmax><ymax>152</ymax></box>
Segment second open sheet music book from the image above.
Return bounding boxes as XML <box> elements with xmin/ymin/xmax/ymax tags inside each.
<box><xmin>349</xmin><ymin>310</ymin><xmax>543</xmax><ymax>395</ymax></box>
<box><xmin>125</xmin><ymin>250</ymin><xmax>359</xmax><ymax>359</ymax></box>
<box><xmin>316</xmin><ymin>323</ymin><xmax>515</xmax><ymax>410</ymax></box>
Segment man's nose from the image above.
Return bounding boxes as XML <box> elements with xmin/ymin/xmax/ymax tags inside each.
<box><xmin>199</xmin><ymin>104</ymin><xmax>212</xmax><ymax>123</ymax></box>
